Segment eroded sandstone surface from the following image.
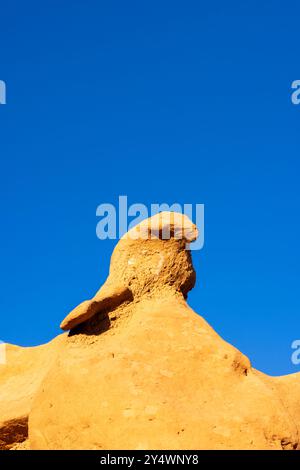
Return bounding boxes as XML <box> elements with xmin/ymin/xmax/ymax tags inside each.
<box><xmin>1</xmin><ymin>212</ymin><xmax>300</xmax><ymax>450</ymax></box>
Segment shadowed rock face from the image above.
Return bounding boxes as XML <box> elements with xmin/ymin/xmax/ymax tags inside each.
<box><xmin>1</xmin><ymin>212</ymin><xmax>300</xmax><ymax>450</ymax></box>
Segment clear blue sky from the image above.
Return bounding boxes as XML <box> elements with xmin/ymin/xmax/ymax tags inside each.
<box><xmin>1</xmin><ymin>1</ymin><xmax>299</xmax><ymax>376</ymax></box>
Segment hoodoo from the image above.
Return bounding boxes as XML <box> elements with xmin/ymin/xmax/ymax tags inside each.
<box><xmin>1</xmin><ymin>212</ymin><xmax>300</xmax><ymax>450</ymax></box>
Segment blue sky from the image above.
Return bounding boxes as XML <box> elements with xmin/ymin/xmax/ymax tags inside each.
<box><xmin>0</xmin><ymin>1</ymin><xmax>299</xmax><ymax>375</ymax></box>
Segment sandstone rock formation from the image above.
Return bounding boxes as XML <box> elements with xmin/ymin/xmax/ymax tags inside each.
<box><xmin>0</xmin><ymin>336</ymin><xmax>64</xmax><ymax>449</ymax></box>
<box><xmin>1</xmin><ymin>212</ymin><xmax>300</xmax><ymax>450</ymax></box>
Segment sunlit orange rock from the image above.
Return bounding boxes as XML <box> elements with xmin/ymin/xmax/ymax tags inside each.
<box><xmin>1</xmin><ymin>212</ymin><xmax>300</xmax><ymax>450</ymax></box>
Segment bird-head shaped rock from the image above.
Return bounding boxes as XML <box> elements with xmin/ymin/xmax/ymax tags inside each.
<box><xmin>60</xmin><ymin>212</ymin><xmax>198</xmax><ymax>331</ymax></box>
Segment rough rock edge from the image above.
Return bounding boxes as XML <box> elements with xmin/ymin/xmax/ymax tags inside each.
<box><xmin>0</xmin><ymin>417</ymin><xmax>28</xmax><ymax>450</ymax></box>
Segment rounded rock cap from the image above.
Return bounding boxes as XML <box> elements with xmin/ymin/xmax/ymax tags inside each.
<box><xmin>122</xmin><ymin>211</ymin><xmax>198</xmax><ymax>243</ymax></box>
